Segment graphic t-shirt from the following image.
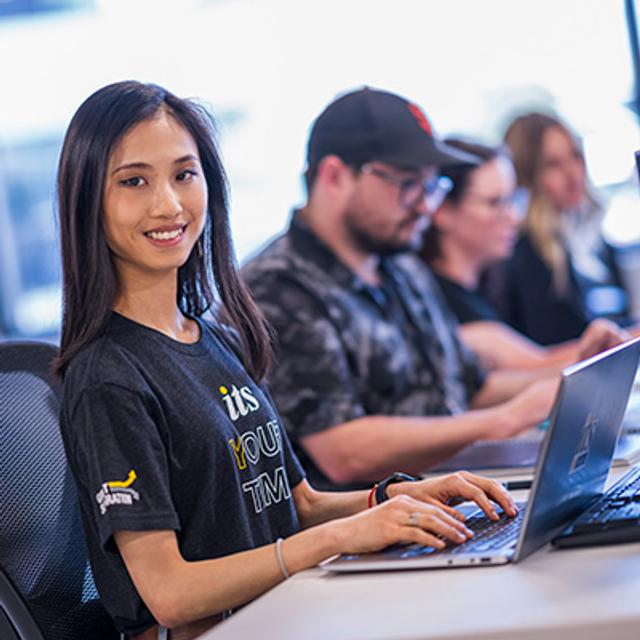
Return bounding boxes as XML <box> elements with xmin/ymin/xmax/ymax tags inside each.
<box><xmin>60</xmin><ymin>313</ymin><xmax>304</xmax><ymax>636</ymax></box>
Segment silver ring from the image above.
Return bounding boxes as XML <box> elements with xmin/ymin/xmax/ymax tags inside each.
<box><xmin>408</xmin><ymin>512</ymin><xmax>420</xmax><ymax>527</ymax></box>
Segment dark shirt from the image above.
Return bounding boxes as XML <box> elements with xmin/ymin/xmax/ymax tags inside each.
<box><xmin>432</xmin><ymin>272</ymin><xmax>501</xmax><ymax>324</ymax></box>
<box><xmin>242</xmin><ymin>212</ymin><xmax>486</xmax><ymax>490</ymax></box>
<box><xmin>60</xmin><ymin>313</ymin><xmax>304</xmax><ymax>636</ymax></box>
<box><xmin>493</xmin><ymin>234</ymin><xmax>630</xmax><ymax>345</ymax></box>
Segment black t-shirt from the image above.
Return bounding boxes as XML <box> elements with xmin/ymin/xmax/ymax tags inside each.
<box><xmin>494</xmin><ymin>234</ymin><xmax>630</xmax><ymax>345</ymax></box>
<box><xmin>432</xmin><ymin>272</ymin><xmax>501</xmax><ymax>325</ymax></box>
<box><xmin>60</xmin><ymin>313</ymin><xmax>304</xmax><ymax>636</ymax></box>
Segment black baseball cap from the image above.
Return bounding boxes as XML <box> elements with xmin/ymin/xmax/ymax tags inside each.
<box><xmin>306</xmin><ymin>87</ymin><xmax>478</xmax><ymax>170</ymax></box>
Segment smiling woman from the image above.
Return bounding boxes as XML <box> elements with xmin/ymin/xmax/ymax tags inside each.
<box><xmin>54</xmin><ymin>81</ymin><xmax>518</xmax><ymax>640</ymax></box>
<box><xmin>55</xmin><ymin>81</ymin><xmax>269</xmax><ymax>378</ymax></box>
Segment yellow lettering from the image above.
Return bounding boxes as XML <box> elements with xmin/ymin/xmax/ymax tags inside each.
<box><xmin>229</xmin><ymin>438</ymin><xmax>247</xmax><ymax>470</ymax></box>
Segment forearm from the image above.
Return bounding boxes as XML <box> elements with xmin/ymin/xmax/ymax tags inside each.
<box><xmin>293</xmin><ymin>480</ymin><xmax>370</xmax><ymax>528</ymax></box>
<box><xmin>116</xmin><ymin>526</ymin><xmax>341</xmax><ymax>628</ymax></box>
<box><xmin>471</xmin><ymin>367</ymin><xmax>560</xmax><ymax>408</ymax></box>
<box><xmin>543</xmin><ymin>340</ymin><xmax>580</xmax><ymax>366</ymax></box>
<box><xmin>457</xmin><ymin>322</ymin><xmax>575</xmax><ymax>371</ymax></box>
<box><xmin>300</xmin><ymin>409</ymin><xmax>512</xmax><ymax>485</ymax></box>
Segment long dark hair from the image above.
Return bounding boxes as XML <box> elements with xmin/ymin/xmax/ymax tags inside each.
<box><xmin>55</xmin><ymin>80</ymin><xmax>271</xmax><ymax>380</ymax></box>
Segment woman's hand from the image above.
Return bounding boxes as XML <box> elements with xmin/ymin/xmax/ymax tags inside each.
<box><xmin>577</xmin><ymin>319</ymin><xmax>629</xmax><ymax>362</ymax></box>
<box><xmin>329</xmin><ymin>494</ymin><xmax>474</xmax><ymax>555</ymax></box>
<box><xmin>492</xmin><ymin>376</ymin><xmax>559</xmax><ymax>439</ymax></box>
<box><xmin>386</xmin><ymin>470</ymin><xmax>517</xmax><ymax>521</ymax></box>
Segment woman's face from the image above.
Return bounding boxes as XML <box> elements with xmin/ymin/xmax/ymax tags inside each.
<box><xmin>438</xmin><ymin>157</ymin><xmax>520</xmax><ymax>267</ymax></box>
<box><xmin>537</xmin><ymin>125</ymin><xmax>586</xmax><ymax>211</ymax></box>
<box><xmin>102</xmin><ymin>110</ymin><xmax>208</xmax><ymax>284</ymax></box>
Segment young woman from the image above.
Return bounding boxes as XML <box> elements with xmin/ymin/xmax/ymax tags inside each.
<box><xmin>499</xmin><ymin>112</ymin><xmax>632</xmax><ymax>345</ymax></box>
<box><xmin>55</xmin><ymin>81</ymin><xmax>517</xmax><ymax>640</ymax></box>
<box><xmin>421</xmin><ymin>139</ymin><xmax>624</xmax><ymax>371</ymax></box>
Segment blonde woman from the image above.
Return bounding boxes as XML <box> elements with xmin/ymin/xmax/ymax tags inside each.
<box><xmin>497</xmin><ymin>112</ymin><xmax>631</xmax><ymax>345</ymax></box>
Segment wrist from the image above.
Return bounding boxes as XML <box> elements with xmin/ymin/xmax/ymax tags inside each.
<box><xmin>385</xmin><ymin>481</ymin><xmax>409</xmax><ymax>500</ymax></box>
<box><xmin>375</xmin><ymin>472</ymin><xmax>419</xmax><ymax>504</ymax></box>
<box><xmin>284</xmin><ymin>521</ymin><xmax>344</xmax><ymax>574</ymax></box>
<box><xmin>487</xmin><ymin>404</ymin><xmax>516</xmax><ymax>439</ymax></box>
<box><xmin>319</xmin><ymin>519</ymin><xmax>349</xmax><ymax>558</ymax></box>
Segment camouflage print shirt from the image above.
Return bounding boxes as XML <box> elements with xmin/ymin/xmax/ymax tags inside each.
<box><xmin>242</xmin><ymin>212</ymin><xmax>486</xmax><ymax>490</ymax></box>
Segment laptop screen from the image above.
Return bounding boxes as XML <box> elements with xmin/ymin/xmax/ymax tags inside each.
<box><xmin>514</xmin><ymin>339</ymin><xmax>640</xmax><ymax>561</ymax></box>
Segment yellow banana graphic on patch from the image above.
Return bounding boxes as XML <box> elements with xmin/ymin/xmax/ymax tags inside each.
<box><xmin>107</xmin><ymin>470</ymin><xmax>137</xmax><ymax>489</ymax></box>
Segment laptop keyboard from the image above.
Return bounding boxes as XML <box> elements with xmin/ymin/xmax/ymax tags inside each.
<box><xmin>561</xmin><ymin>466</ymin><xmax>640</xmax><ymax>540</ymax></box>
<box><xmin>400</xmin><ymin>506</ymin><xmax>525</xmax><ymax>558</ymax></box>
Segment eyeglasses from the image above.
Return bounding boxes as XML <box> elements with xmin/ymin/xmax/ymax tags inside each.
<box><xmin>360</xmin><ymin>164</ymin><xmax>453</xmax><ymax>210</ymax></box>
<box><xmin>463</xmin><ymin>188</ymin><xmax>528</xmax><ymax>218</ymax></box>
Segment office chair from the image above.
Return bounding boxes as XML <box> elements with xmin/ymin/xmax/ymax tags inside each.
<box><xmin>0</xmin><ymin>342</ymin><xmax>118</xmax><ymax>640</ymax></box>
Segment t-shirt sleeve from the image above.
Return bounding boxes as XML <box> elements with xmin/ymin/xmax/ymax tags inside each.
<box><xmin>256</xmin><ymin>281</ymin><xmax>366</xmax><ymax>439</ymax></box>
<box><xmin>66</xmin><ymin>383</ymin><xmax>180</xmax><ymax>551</ymax></box>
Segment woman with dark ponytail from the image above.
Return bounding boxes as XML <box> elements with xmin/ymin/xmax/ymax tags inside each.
<box><xmin>57</xmin><ymin>81</ymin><xmax>516</xmax><ymax>640</ymax></box>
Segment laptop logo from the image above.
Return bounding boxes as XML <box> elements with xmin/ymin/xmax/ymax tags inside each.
<box><xmin>569</xmin><ymin>412</ymin><xmax>599</xmax><ymax>474</ymax></box>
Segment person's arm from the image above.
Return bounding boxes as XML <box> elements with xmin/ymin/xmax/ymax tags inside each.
<box><xmin>299</xmin><ymin>377</ymin><xmax>558</xmax><ymax>485</ymax></box>
<box><xmin>114</xmin><ymin>492</ymin><xmax>473</xmax><ymax>629</ymax></box>
<box><xmin>467</xmin><ymin>321</ymin><xmax>625</xmax><ymax>409</ymax></box>
<box><xmin>291</xmin><ymin>471</ymin><xmax>517</xmax><ymax>528</ymax></box>
<box><xmin>459</xmin><ymin>321</ymin><xmax>562</xmax><ymax>370</ymax></box>
<box><xmin>459</xmin><ymin>318</ymin><xmax>627</xmax><ymax>372</ymax></box>
<box><xmin>470</xmin><ymin>367</ymin><xmax>560</xmax><ymax>408</ymax></box>
<box><xmin>115</xmin><ymin>470</ymin><xmax>519</xmax><ymax>629</ymax></box>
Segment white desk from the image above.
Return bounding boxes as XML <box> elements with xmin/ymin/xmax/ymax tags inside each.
<box><xmin>200</xmin><ymin>468</ymin><xmax>640</xmax><ymax>640</ymax></box>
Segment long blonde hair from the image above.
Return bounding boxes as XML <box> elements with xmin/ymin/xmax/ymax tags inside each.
<box><xmin>503</xmin><ymin>112</ymin><xmax>601</xmax><ymax>295</ymax></box>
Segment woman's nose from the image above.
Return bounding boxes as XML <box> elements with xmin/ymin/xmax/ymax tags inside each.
<box><xmin>153</xmin><ymin>183</ymin><xmax>182</xmax><ymax>217</ymax></box>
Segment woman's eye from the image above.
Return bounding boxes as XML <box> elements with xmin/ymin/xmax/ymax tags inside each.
<box><xmin>177</xmin><ymin>170</ymin><xmax>197</xmax><ymax>182</ymax></box>
<box><xmin>120</xmin><ymin>176</ymin><xmax>146</xmax><ymax>187</ymax></box>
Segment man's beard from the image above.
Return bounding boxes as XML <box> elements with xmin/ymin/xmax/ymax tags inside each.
<box><xmin>345</xmin><ymin>213</ymin><xmax>426</xmax><ymax>257</ymax></box>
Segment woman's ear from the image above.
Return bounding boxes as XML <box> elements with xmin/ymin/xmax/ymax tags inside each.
<box><xmin>431</xmin><ymin>201</ymin><xmax>456</xmax><ymax>232</ymax></box>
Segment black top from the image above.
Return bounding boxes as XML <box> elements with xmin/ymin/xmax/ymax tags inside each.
<box><xmin>492</xmin><ymin>234</ymin><xmax>630</xmax><ymax>345</ymax></box>
<box><xmin>432</xmin><ymin>272</ymin><xmax>501</xmax><ymax>324</ymax></box>
<box><xmin>60</xmin><ymin>314</ymin><xmax>304</xmax><ymax>636</ymax></box>
<box><xmin>242</xmin><ymin>212</ymin><xmax>486</xmax><ymax>491</ymax></box>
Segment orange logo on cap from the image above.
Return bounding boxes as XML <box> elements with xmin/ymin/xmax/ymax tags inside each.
<box><xmin>408</xmin><ymin>103</ymin><xmax>433</xmax><ymax>136</ymax></box>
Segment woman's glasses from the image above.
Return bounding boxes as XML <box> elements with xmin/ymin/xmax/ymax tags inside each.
<box><xmin>463</xmin><ymin>187</ymin><xmax>529</xmax><ymax>218</ymax></box>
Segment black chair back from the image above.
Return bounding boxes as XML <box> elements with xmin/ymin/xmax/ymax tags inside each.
<box><xmin>0</xmin><ymin>342</ymin><xmax>118</xmax><ymax>640</ymax></box>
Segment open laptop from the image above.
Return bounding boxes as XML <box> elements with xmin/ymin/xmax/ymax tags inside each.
<box><xmin>325</xmin><ymin>337</ymin><xmax>640</xmax><ymax>572</ymax></box>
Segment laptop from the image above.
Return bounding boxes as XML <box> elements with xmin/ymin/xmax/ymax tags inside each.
<box><xmin>325</xmin><ymin>337</ymin><xmax>640</xmax><ymax>572</ymax></box>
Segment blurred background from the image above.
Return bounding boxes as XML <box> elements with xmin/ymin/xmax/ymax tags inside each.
<box><xmin>1</xmin><ymin>0</ymin><xmax>640</xmax><ymax>340</ymax></box>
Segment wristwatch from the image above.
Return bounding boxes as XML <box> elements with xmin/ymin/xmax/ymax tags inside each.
<box><xmin>375</xmin><ymin>472</ymin><xmax>420</xmax><ymax>505</ymax></box>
